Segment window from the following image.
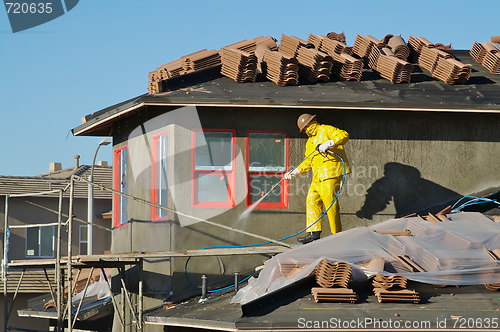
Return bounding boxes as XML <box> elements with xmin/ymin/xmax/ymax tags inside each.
<box><xmin>114</xmin><ymin>146</ymin><xmax>129</xmax><ymax>227</ymax></box>
<box><xmin>79</xmin><ymin>225</ymin><xmax>88</xmax><ymax>255</ymax></box>
<box><xmin>192</xmin><ymin>129</ymin><xmax>236</xmax><ymax>208</ymax></box>
<box><xmin>152</xmin><ymin>131</ymin><xmax>169</xmax><ymax>220</ymax></box>
<box><xmin>26</xmin><ymin>226</ymin><xmax>54</xmax><ymax>257</ymax></box>
<box><xmin>246</xmin><ymin>131</ymin><xmax>289</xmax><ymax>209</ymax></box>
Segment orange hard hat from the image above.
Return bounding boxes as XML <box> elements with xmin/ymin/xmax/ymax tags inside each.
<box><xmin>297</xmin><ymin>113</ymin><xmax>316</xmax><ymax>132</ymax></box>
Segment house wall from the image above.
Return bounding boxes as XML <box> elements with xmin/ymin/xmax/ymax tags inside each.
<box><xmin>111</xmin><ymin>105</ymin><xmax>500</xmax><ymax>304</ymax></box>
<box><xmin>0</xmin><ymin>196</ymin><xmax>112</xmax><ymax>261</ymax></box>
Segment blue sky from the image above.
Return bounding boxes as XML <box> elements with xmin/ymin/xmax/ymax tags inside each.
<box><xmin>0</xmin><ymin>0</ymin><xmax>498</xmax><ymax>176</ymax></box>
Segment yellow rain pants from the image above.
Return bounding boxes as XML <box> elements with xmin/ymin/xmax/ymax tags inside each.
<box><xmin>297</xmin><ymin>122</ymin><xmax>351</xmax><ymax>234</ymax></box>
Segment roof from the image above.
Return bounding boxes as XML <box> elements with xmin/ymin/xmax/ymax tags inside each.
<box><xmin>145</xmin><ymin>281</ymin><xmax>500</xmax><ymax>331</ymax></box>
<box><xmin>0</xmin><ymin>165</ymin><xmax>112</xmax><ymax>199</ymax></box>
<box><xmin>73</xmin><ymin>46</ymin><xmax>500</xmax><ymax>136</ymax></box>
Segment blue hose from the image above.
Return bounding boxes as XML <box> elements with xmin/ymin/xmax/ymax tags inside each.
<box><xmin>451</xmin><ymin>195</ymin><xmax>500</xmax><ymax>212</ymax></box>
<box><xmin>185</xmin><ymin>151</ymin><xmax>346</xmax><ymax>294</ymax></box>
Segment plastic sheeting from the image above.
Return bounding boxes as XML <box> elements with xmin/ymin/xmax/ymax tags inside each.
<box><xmin>232</xmin><ymin>212</ymin><xmax>500</xmax><ymax>305</ymax></box>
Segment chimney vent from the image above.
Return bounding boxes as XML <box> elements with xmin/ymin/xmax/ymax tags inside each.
<box><xmin>97</xmin><ymin>161</ymin><xmax>108</xmax><ymax>167</ymax></box>
<box><xmin>49</xmin><ymin>162</ymin><xmax>62</xmax><ymax>173</ymax></box>
<box><xmin>74</xmin><ymin>155</ymin><xmax>80</xmax><ymax>169</ymax></box>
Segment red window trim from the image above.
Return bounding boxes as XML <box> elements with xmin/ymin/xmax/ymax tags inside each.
<box><xmin>151</xmin><ymin>130</ymin><xmax>169</xmax><ymax>221</ymax></box>
<box><xmin>113</xmin><ymin>145</ymin><xmax>128</xmax><ymax>228</ymax></box>
<box><xmin>245</xmin><ymin>130</ymin><xmax>289</xmax><ymax>209</ymax></box>
<box><xmin>191</xmin><ymin>129</ymin><xmax>236</xmax><ymax>209</ymax></box>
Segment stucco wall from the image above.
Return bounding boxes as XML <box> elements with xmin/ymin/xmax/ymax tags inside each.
<box><xmin>111</xmin><ymin>105</ymin><xmax>500</xmax><ymax>302</ymax></box>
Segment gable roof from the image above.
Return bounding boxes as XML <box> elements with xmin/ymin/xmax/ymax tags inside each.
<box><xmin>0</xmin><ymin>165</ymin><xmax>112</xmax><ymax>199</ymax></box>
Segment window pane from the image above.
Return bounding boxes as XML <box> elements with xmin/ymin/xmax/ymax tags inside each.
<box><xmin>197</xmin><ymin>173</ymin><xmax>229</xmax><ymax>202</ymax></box>
<box><xmin>26</xmin><ymin>227</ymin><xmax>39</xmax><ymax>257</ymax></box>
<box><xmin>80</xmin><ymin>226</ymin><xmax>88</xmax><ymax>241</ymax></box>
<box><xmin>249</xmin><ymin>175</ymin><xmax>282</xmax><ymax>203</ymax></box>
<box><xmin>195</xmin><ymin>132</ymin><xmax>232</xmax><ymax>169</ymax></box>
<box><xmin>248</xmin><ymin>133</ymin><xmax>286</xmax><ymax>171</ymax></box>
<box><xmin>40</xmin><ymin>226</ymin><xmax>53</xmax><ymax>257</ymax></box>
<box><xmin>156</xmin><ymin>135</ymin><xmax>168</xmax><ymax>218</ymax></box>
<box><xmin>80</xmin><ymin>242</ymin><xmax>88</xmax><ymax>255</ymax></box>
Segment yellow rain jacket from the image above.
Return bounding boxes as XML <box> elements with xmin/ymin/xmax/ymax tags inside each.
<box><xmin>297</xmin><ymin>122</ymin><xmax>351</xmax><ymax>234</ymax></box>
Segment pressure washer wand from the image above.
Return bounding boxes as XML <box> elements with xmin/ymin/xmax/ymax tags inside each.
<box><xmin>253</xmin><ymin>148</ymin><xmax>318</xmax><ymax>205</ymax></box>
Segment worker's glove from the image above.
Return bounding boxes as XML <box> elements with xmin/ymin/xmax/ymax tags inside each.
<box><xmin>284</xmin><ymin>168</ymin><xmax>300</xmax><ymax>180</ymax></box>
<box><xmin>318</xmin><ymin>140</ymin><xmax>335</xmax><ymax>153</ymax></box>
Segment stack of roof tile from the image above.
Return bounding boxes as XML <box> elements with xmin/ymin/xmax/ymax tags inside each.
<box><xmin>295</xmin><ymin>47</ymin><xmax>333</xmax><ymax>82</ymax></box>
<box><xmin>147</xmin><ymin>50</ymin><xmax>222</xmax><ymax>94</ymax></box>
<box><xmin>330</xmin><ymin>52</ymin><xmax>363</xmax><ymax>81</ymax></box>
<box><xmin>373</xmin><ymin>288</ymin><xmax>420</xmax><ymax>303</ymax></box>
<box><xmin>181</xmin><ymin>49</ymin><xmax>221</xmax><ymax>74</ymax></box>
<box><xmin>372</xmin><ymin>274</ymin><xmax>408</xmax><ymax>289</ymax></box>
<box><xmin>312</xmin><ymin>259</ymin><xmax>357</xmax><ymax>303</ymax></box>
<box><xmin>470</xmin><ymin>41</ymin><xmax>489</xmax><ymax>63</ymax></box>
<box><xmin>387</xmin><ymin>35</ymin><xmax>410</xmax><ymax>61</ymax></box>
<box><xmin>418</xmin><ymin>46</ymin><xmax>454</xmax><ymax>73</ymax></box>
<box><xmin>482</xmin><ymin>48</ymin><xmax>500</xmax><ymax>75</ymax></box>
<box><xmin>220</xmin><ymin>47</ymin><xmax>257</xmax><ymax>83</ymax></box>
<box><xmin>407</xmin><ymin>35</ymin><xmax>434</xmax><ymax>63</ymax></box>
<box><xmin>307</xmin><ymin>33</ymin><xmax>360</xmax><ymax>81</ymax></box>
<box><xmin>256</xmin><ymin>45</ymin><xmax>299</xmax><ymax>86</ymax></box>
<box><xmin>225</xmin><ymin>36</ymin><xmax>278</xmax><ymax>54</ymax></box>
<box><xmin>372</xmin><ymin>49</ymin><xmax>413</xmax><ymax>83</ymax></box>
<box><xmin>311</xmin><ymin>287</ymin><xmax>357</xmax><ymax>303</ymax></box>
<box><xmin>326</xmin><ymin>31</ymin><xmax>346</xmax><ymax>43</ymax></box>
<box><xmin>353</xmin><ymin>34</ymin><xmax>384</xmax><ymax>59</ymax></box>
<box><xmin>278</xmin><ymin>34</ymin><xmax>314</xmax><ymax>57</ymax></box>
<box><xmin>315</xmin><ymin>259</ymin><xmax>352</xmax><ymax>288</ymax></box>
<box><xmin>432</xmin><ymin>57</ymin><xmax>472</xmax><ymax>84</ymax></box>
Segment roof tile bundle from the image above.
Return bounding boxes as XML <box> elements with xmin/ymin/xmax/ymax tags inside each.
<box><xmin>308</xmin><ymin>33</ymin><xmax>352</xmax><ymax>55</ymax></box>
<box><xmin>418</xmin><ymin>46</ymin><xmax>453</xmax><ymax>73</ymax></box>
<box><xmin>315</xmin><ymin>259</ymin><xmax>352</xmax><ymax>288</ymax></box>
<box><xmin>387</xmin><ymin>35</ymin><xmax>410</xmax><ymax>61</ymax></box>
<box><xmin>353</xmin><ymin>34</ymin><xmax>384</xmax><ymax>59</ymax></box>
<box><xmin>482</xmin><ymin>50</ymin><xmax>500</xmax><ymax>75</ymax></box>
<box><xmin>374</xmin><ymin>51</ymin><xmax>413</xmax><ymax>83</ymax></box>
<box><xmin>372</xmin><ymin>274</ymin><xmax>408</xmax><ymax>289</ymax></box>
<box><xmin>295</xmin><ymin>47</ymin><xmax>333</xmax><ymax>82</ymax></box>
<box><xmin>225</xmin><ymin>36</ymin><xmax>278</xmax><ymax>53</ymax></box>
<box><xmin>432</xmin><ymin>57</ymin><xmax>472</xmax><ymax>84</ymax></box>
<box><xmin>181</xmin><ymin>49</ymin><xmax>221</xmax><ymax>74</ymax></box>
<box><xmin>220</xmin><ymin>47</ymin><xmax>257</xmax><ymax>83</ymax></box>
<box><xmin>147</xmin><ymin>50</ymin><xmax>221</xmax><ymax>94</ymax></box>
<box><xmin>256</xmin><ymin>45</ymin><xmax>299</xmax><ymax>86</ymax></box>
<box><xmin>373</xmin><ymin>288</ymin><xmax>420</xmax><ymax>303</ymax></box>
<box><xmin>311</xmin><ymin>287</ymin><xmax>357</xmax><ymax>303</ymax></box>
<box><xmin>326</xmin><ymin>31</ymin><xmax>346</xmax><ymax>43</ymax></box>
<box><xmin>330</xmin><ymin>52</ymin><xmax>363</xmax><ymax>81</ymax></box>
<box><xmin>278</xmin><ymin>34</ymin><xmax>314</xmax><ymax>57</ymax></box>
<box><xmin>470</xmin><ymin>41</ymin><xmax>489</xmax><ymax>63</ymax></box>
<box><xmin>407</xmin><ymin>35</ymin><xmax>434</xmax><ymax>62</ymax></box>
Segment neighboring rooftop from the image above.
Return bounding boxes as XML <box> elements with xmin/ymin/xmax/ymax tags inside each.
<box><xmin>0</xmin><ymin>164</ymin><xmax>112</xmax><ymax>199</ymax></box>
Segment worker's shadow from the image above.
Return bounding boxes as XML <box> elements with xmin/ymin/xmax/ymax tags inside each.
<box><xmin>356</xmin><ymin>162</ymin><xmax>462</xmax><ymax>219</ymax></box>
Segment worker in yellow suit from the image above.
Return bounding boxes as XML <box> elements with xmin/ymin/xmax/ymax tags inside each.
<box><xmin>284</xmin><ymin>114</ymin><xmax>351</xmax><ymax>244</ymax></box>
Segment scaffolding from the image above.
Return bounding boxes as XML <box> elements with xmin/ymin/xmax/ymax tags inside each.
<box><xmin>2</xmin><ymin>175</ymin><xmax>290</xmax><ymax>331</ymax></box>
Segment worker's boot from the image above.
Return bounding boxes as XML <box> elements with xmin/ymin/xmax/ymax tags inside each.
<box><xmin>297</xmin><ymin>231</ymin><xmax>321</xmax><ymax>244</ymax></box>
